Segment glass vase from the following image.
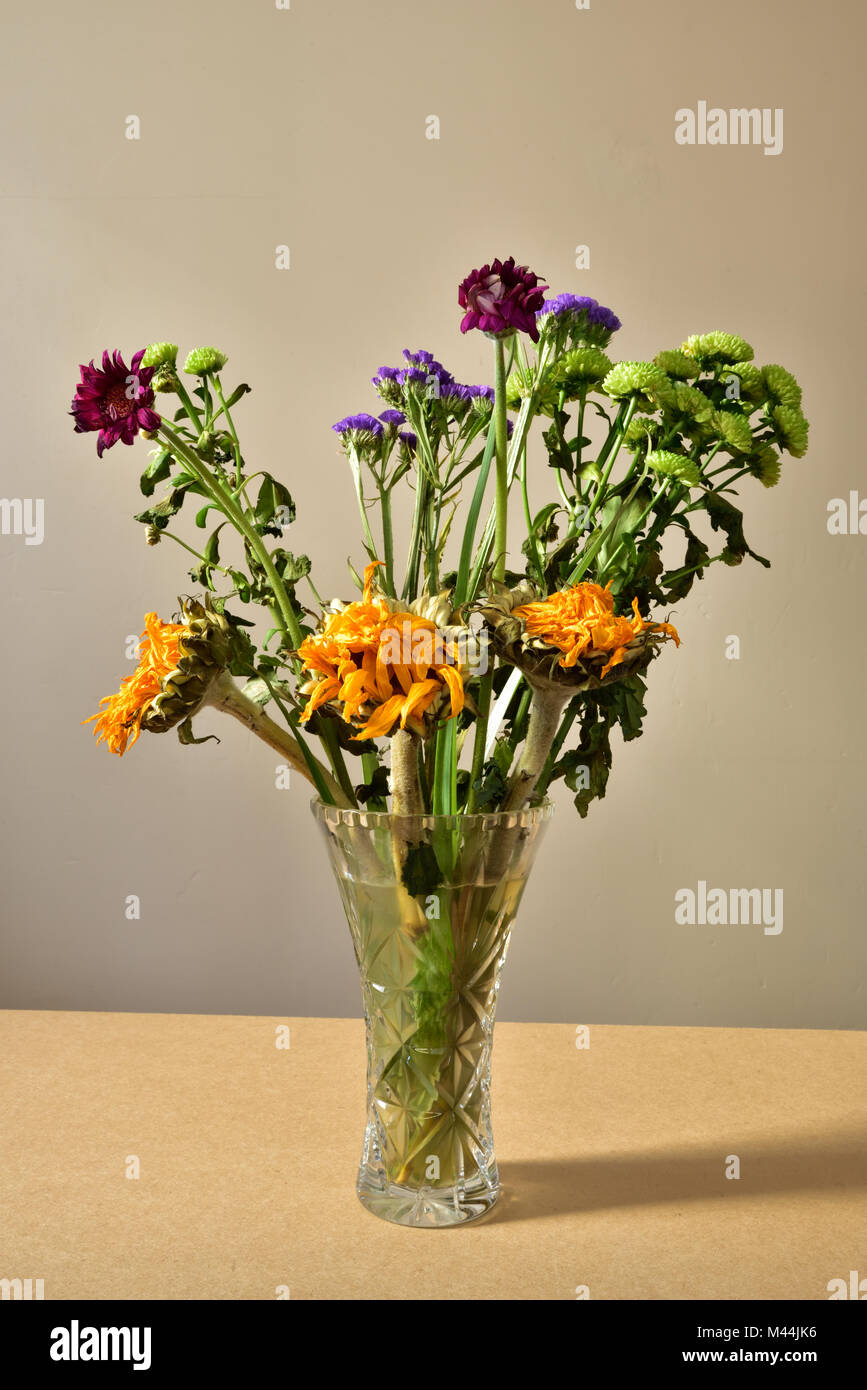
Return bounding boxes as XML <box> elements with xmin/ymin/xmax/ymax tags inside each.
<box><xmin>312</xmin><ymin>799</ymin><xmax>554</xmax><ymax>1228</ymax></box>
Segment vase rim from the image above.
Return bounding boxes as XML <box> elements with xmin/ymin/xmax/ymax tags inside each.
<box><xmin>310</xmin><ymin>797</ymin><xmax>555</xmax><ymax>830</ymax></box>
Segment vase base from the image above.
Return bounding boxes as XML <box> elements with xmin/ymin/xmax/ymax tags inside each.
<box><xmin>357</xmin><ymin>1175</ymin><xmax>500</xmax><ymax>1228</ymax></box>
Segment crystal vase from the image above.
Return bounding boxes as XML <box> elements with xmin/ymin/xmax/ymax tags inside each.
<box><xmin>312</xmin><ymin>799</ymin><xmax>554</xmax><ymax>1227</ymax></box>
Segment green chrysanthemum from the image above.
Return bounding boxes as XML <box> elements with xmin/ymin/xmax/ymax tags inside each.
<box><xmin>645</xmin><ymin>450</ymin><xmax>701</xmax><ymax>486</ymax></box>
<box><xmin>682</xmin><ymin>332</ymin><xmax>754</xmax><ymax>366</ymax></box>
<box><xmin>719</xmin><ymin>362</ymin><xmax>766</xmax><ymax>406</ymax></box>
<box><xmin>762</xmin><ymin>364</ymin><xmax>803</xmax><ymax>409</ymax></box>
<box><xmin>184</xmin><ymin>346</ymin><xmax>229</xmax><ymax>377</ymax></box>
<box><xmin>141</xmin><ymin>342</ymin><xmax>179</xmax><ymax>369</ymax></box>
<box><xmin>712</xmin><ymin>409</ymin><xmax>754</xmax><ymax>454</ymax></box>
<box><xmin>772</xmin><ymin>405</ymin><xmax>809</xmax><ymax>458</ymax></box>
<box><xmin>654</xmin><ymin>349</ymin><xmax>701</xmax><ymax>381</ymax></box>
<box><xmin>550</xmin><ymin>347</ymin><xmax>612</xmax><ymax>398</ymax></box>
<box><xmin>602</xmin><ymin>361</ymin><xmax>672</xmax><ymax>403</ymax></box>
<box><xmin>624</xmin><ymin>416</ymin><xmax>661</xmax><ymax>451</ymax></box>
<box><xmin>749</xmin><ymin>445</ymin><xmax>782</xmax><ymax>488</ymax></box>
<box><xmin>671</xmin><ymin>382</ymin><xmax>714</xmax><ymax>423</ymax></box>
<box><xmin>506</xmin><ymin>372</ymin><xmax>560</xmax><ymax>416</ymax></box>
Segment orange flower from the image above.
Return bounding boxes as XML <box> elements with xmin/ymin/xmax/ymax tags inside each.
<box><xmin>298</xmin><ymin>562</ymin><xmax>466</xmax><ymax>739</ymax></box>
<box><xmin>84</xmin><ymin>613</ymin><xmax>186</xmax><ymax>755</ymax></box>
<box><xmin>514</xmin><ymin>581</ymin><xmax>679</xmax><ymax>679</ymax></box>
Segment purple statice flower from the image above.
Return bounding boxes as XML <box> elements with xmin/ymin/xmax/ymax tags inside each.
<box><xmin>537</xmin><ymin>293</ymin><xmax>622</xmax><ymax>345</ymax></box>
<box><xmin>332</xmin><ymin>414</ymin><xmax>384</xmax><ymax>455</ymax></box>
<box><xmin>372</xmin><ymin>366</ymin><xmax>400</xmax><ymax>388</ymax></box>
<box><xmin>396</xmin><ymin>367</ymin><xmax>429</xmax><ymax>388</ymax></box>
<box><xmin>378</xmin><ymin>410</ymin><xmax>406</xmax><ymax>426</ymax></box>
<box><xmin>465</xmin><ymin>384</ymin><xmax>495</xmax><ymax>403</ymax></box>
<box><xmin>458</xmin><ymin>257</ymin><xmax>548</xmax><ymax>342</ymax></box>
<box><xmin>398</xmin><ymin>430</ymin><xmax>418</xmax><ymax>451</ymax></box>
<box><xmin>402</xmin><ymin>348</ymin><xmax>455</xmax><ymax>387</ymax></box>
<box><xmin>70</xmin><ymin>349</ymin><xmax>161</xmax><ymax>457</ymax></box>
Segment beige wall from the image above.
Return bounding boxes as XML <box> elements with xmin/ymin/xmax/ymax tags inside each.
<box><xmin>1</xmin><ymin>0</ymin><xmax>864</xmax><ymax>1026</ymax></box>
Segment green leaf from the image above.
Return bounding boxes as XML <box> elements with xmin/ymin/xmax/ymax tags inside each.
<box><xmin>176</xmin><ymin>717</ymin><xmax>220</xmax><ymax>748</ymax></box>
<box><xmin>255</xmin><ymin>476</ymin><xmax>296</xmax><ymax>534</ymax></box>
<box><xmin>472</xmin><ymin>758</ymin><xmax>506</xmax><ymax>810</ymax></box>
<box><xmin>703</xmin><ymin>490</ymin><xmax>770</xmax><ymax>568</ymax></box>
<box><xmin>356</xmin><ymin>765</ymin><xmax>390</xmax><ymax>806</ymax></box>
<box><xmin>222</xmin><ymin>382</ymin><xmax>251</xmax><ymax>410</ymax></box>
<box><xmin>139</xmin><ymin>450</ymin><xmax>173</xmax><ymax>498</ymax></box>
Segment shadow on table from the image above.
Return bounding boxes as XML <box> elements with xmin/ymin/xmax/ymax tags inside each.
<box><xmin>494</xmin><ymin>1125</ymin><xmax>867</xmax><ymax>1224</ymax></box>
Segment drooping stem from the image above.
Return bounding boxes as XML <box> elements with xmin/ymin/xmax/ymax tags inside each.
<box><xmin>504</xmin><ymin>685</ymin><xmax>570</xmax><ymax>811</ymax></box>
<box><xmin>206</xmin><ymin>673</ymin><xmax>350</xmax><ymax>805</ymax></box>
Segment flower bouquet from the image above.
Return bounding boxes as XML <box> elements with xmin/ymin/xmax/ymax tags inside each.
<box><xmin>71</xmin><ymin>258</ymin><xmax>808</xmax><ymax>1226</ymax></box>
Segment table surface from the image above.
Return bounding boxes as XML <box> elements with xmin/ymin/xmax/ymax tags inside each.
<box><xmin>1</xmin><ymin>1010</ymin><xmax>864</xmax><ymax>1301</ymax></box>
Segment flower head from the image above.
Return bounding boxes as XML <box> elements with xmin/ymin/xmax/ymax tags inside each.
<box><xmin>332</xmin><ymin>413</ymin><xmax>385</xmax><ymax>451</ymax></box>
<box><xmin>183</xmin><ymin>346</ymin><xmax>228</xmax><ymax>376</ymax></box>
<box><xmin>459</xmin><ymin>257</ymin><xmax>548</xmax><ymax>341</ymax></box>
<box><xmin>537</xmin><ymin>294</ymin><xmax>622</xmax><ymax>348</ymax></box>
<box><xmin>482</xmin><ymin>581</ymin><xmax>678</xmax><ymax>691</ymax></box>
<box><xmin>141</xmin><ymin>342</ymin><xmax>178</xmax><ymax>369</ymax></box>
<box><xmin>70</xmin><ymin>350</ymin><xmax>161</xmax><ymax>458</ymax></box>
<box><xmin>298</xmin><ymin>563</ymin><xmax>471</xmax><ymax>739</ymax></box>
<box><xmin>84</xmin><ymin>599</ymin><xmax>232</xmax><ymax>755</ymax></box>
<box><xmin>681</xmin><ymin>332</ymin><xmax>753</xmax><ymax>366</ymax></box>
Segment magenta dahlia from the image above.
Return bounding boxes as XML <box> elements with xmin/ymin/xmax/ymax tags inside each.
<box><xmin>70</xmin><ymin>350</ymin><xmax>161</xmax><ymax>457</ymax></box>
<box><xmin>458</xmin><ymin>257</ymin><xmax>548</xmax><ymax>342</ymax></box>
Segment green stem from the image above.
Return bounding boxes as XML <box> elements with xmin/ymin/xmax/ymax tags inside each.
<box><xmin>212</xmin><ymin>376</ymin><xmax>243</xmax><ymax>489</ymax></box>
<box><xmin>158</xmin><ymin>422</ymin><xmax>304</xmax><ymax>651</ymax></box>
<box><xmin>465</xmin><ymin>670</ymin><xmax>493</xmax><ymax>814</ymax></box>
<box><xmin>493</xmin><ymin>337</ymin><xmax>510</xmax><ymax>582</ymax></box>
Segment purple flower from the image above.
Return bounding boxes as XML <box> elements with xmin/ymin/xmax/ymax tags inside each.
<box><xmin>332</xmin><ymin>413</ymin><xmax>384</xmax><ymax>438</ymax></box>
<box><xmin>378</xmin><ymin>410</ymin><xmax>406</xmax><ymax>426</ymax></box>
<box><xmin>458</xmin><ymin>257</ymin><xmax>548</xmax><ymax>342</ymax></box>
<box><xmin>402</xmin><ymin>348</ymin><xmax>455</xmax><ymax>386</ymax></box>
<box><xmin>537</xmin><ymin>293</ymin><xmax>622</xmax><ymax>341</ymax></box>
<box><xmin>465</xmin><ymin>384</ymin><xmax>495</xmax><ymax>403</ymax></box>
<box><xmin>372</xmin><ymin>366</ymin><xmax>400</xmax><ymax>387</ymax></box>
<box><xmin>398</xmin><ymin>430</ymin><xmax>418</xmax><ymax>451</ymax></box>
<box><xmin>70</xmin><ymin>349</ymin><xmax>161</xmax><ymax>458</ymax></box>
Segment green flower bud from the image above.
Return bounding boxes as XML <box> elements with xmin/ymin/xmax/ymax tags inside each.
<box><xmin>762</xmin><ymin>364</ymin><xmax>802</xmax><ymax>409</ymax></box>
<box><xmin>682</xmin><ymin>332</ymin><xmax>754</xmax><ymax>366</ymax></box>
<box><xmin>645</xmin><ymin>450</ymin><xmax>701</xmax><ymax>486</ymax></box>
<box><xmin>654</xmin><ymin>349</ymin><xmax>700</xmax><ymax>380</ymax></box>
<box><xmin>142</xmin><ymin>342</ymin><xmax>179</xmax><ymax>369</ymax></box>
<box><xmin>184</xmin><ymin>346</ymin><xmax>229</xmax><ymax>377</ymax></box>
<box><xmin>151</xmin><ymin>364</ymin><xmax>180</xmax><ymax>394</ymax></box>
<box><xmin>772</xmin><ymin>405</ymin><xmax>809</xmax><ymax>458</ymax></box>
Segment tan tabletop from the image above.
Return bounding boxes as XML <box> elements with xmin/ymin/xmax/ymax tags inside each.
<box><xmin>0</xmin><ymin>1010</ymin><xmax>864</xmax><ymax>1301</ymax></box>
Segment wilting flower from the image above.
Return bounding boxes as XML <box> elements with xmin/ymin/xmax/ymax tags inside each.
<box><xmin>481</xmin><ymin>581</ymin><xmax>678</xmax><ymax>691</ymax></box>
<box><xmin>298</xmin><ymin>563</ymin><xmax>471</xmax><ymax>739</ymax></box>
<box><xmin>459</xmin><ymin>257</ymin><xmax>548</xmax><ymax>341</ymax></box>
<box><xmin>70</xmin><ymin>350</ymin><xmax>161</xmax><ymax>458</ymax></box>
<box><xmin>84</xmin><ymin>599</ymin><xmax>233</xmax><ymax>755</ymax></box>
